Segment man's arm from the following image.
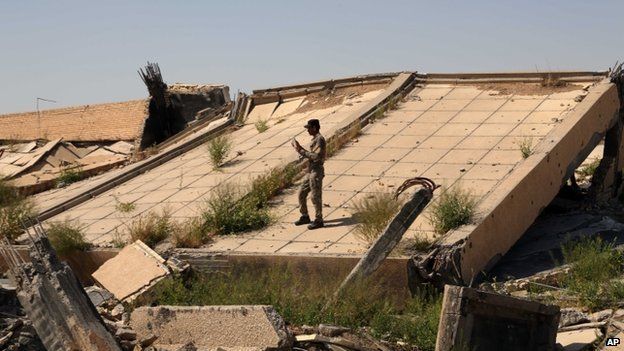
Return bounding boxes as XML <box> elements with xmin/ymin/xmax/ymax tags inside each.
<box><xmin>300</xmin><ymin>138</ymin><xmax>326</xmax><ymax>160</ymax></box>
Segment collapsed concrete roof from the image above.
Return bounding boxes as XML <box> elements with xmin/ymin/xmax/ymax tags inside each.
<box><xmin>0</xmin><ymin>100</ymin><xmax>150</xmax><ymax>142</ymax></box>
<box><xmin>20</xmin><ymin>70</ymin><xmax>623</xmax><ymax>287</ymax></box>
<box><xmin>33</xmin><ymin>73</ymin><xmax>402</xmax><ymax>245</ymax></box>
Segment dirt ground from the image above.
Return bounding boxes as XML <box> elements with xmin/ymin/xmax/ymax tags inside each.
<box><xmin>295</xmin><ymin>82</ymin><xmax>389</xmax><ymax>113</ymax></box>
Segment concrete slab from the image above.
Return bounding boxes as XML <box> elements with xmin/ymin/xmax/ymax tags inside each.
<box><xmin>130</xmin><ymin>305</ymin><xmax>293</xmax><ymax>350</ymax></box>
<box><xmin>92</xmin><ymin>241</ymin><xmax>170</xmax><ymax>301</ymax></box>
<box><xmin>556</xmin><ymin>329</ymin><xmax>601</xmax><ymax>351</ymax></box>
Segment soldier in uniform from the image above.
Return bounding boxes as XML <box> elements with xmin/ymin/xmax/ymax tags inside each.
<box><xmin>291</xmin><ymin>119</ymin><xmax>326</xmax><ymax>229</ymax></box>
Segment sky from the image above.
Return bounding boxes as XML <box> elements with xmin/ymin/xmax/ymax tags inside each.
<box><xmin>1</xmin><ymin>0</ymin><xmax>622</xmax><ymax>114</ymax></box>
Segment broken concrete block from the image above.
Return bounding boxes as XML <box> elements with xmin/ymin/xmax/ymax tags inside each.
<box><xmin>556</xmin><ymin>328</ymin><xmax>602</xmax><ymax>351</ymax></box>
<box><xmin>589</xmin><ymin>309</ymin><xmax>612</xmax><ymax>322</ymax></box>
<box><xmin>559</xmin><ymin>308</ymin><xmax>591</xmax><ymax>328</ymax></box>
<box><xmin>318</xmin><ymin>324</ymin><xmax>350</xmax><ymax>337</ymax></box>
<box><xmin>92</xmin><ymin>240</ymin><xmax>170</xmax><ymax>302</ymax></box>
<box><xmin>131</xmin><ymin>305</ymin><xmax>293</xmax><ymax>350</ymax></box>
<box><xmin>115</xmin><ymin>328</ymin><xmax>137</xmax><ymax>341</ymax></box>
<box><xmin>85</xmin><ymin>285</ymin><xmax>114</xmax><ymax>307</ymax></box>
<box><xmin>437</xmin><ymin>285</ymin><xmax>560</xmax><ymax>351</ymax></box>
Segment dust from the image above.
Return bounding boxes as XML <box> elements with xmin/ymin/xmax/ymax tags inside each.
<box><xmin>477</xmin><ymin>81</ymin><xmax>585</xmax><ymax>96</ymax></box>
<box><xmin>295</xmin><ymin>83</ymin><xmax>388</xmax><ymax>113</ymax></box>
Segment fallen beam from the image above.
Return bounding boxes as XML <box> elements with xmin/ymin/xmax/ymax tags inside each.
<box><xmin>327</xmin><ymin>178</ymin><xmax>436</xmax><ymax>308</ymax></box>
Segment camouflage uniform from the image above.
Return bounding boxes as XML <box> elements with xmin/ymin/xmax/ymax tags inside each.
<box><xmin>298</xmin><ymin>133</ymin><xmax>326</xmax><ymax>222</ymax></box>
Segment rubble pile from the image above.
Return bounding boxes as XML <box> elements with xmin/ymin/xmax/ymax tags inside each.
<box><xmin>0</xmin><ymin>282</ymin><xmax>45</xmax><ymax>351</ymax></box>
<box><xmin>85</xmin><ymin>286</ymin><xmax>158</xmax><ymax>351</ymax></box>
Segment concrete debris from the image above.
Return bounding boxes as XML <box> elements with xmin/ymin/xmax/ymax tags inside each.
<box><xmin>0</xmin><ymin>224</ymin><xmax>121</xmax><ymax>351</ymax></box>
<box><xmin>332</xmin><ymin>178</ymin><xmax>436</xmax><ymax>308</ymax></box>
<box><xmin>92</xmin><ymin>240</ymin><xmax>171</xmax><ymax>302</ymax></box>
<box><xmin>86</xmin><ymin>285</ymin><xmax>115</xmax><ymax>307</ymax></box>
<box><xmin>559</xmin><ymin>308</ymin><xmax>591</xmax><ymax>328</ymax></box>
<box><xmin>589</xmin><ymin>309</ymin><xmax>613</xmax><ymax>322</ymax></box>
<box><xmin>318</xmin><ymin>324</ymin><xmax>351</xmax><ymax>337</ymax></box>
<box><xmin>436</xmin><ymin>285</ymin><xmax>560</xmax><ymax>351</ymax></box>
<box><xmin>130</xmin><ymin>305</ymin><xmax>294</xmax><ymax>350</ymax></box>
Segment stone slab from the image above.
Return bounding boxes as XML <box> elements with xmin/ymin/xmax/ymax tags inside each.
<box><xmin>130</xmin><ymin>305</ymin><xmax>293</xmax><ymax>350</ymax></box>
<box><xmin>92</xmin><ymin>240</ymin><xmax>169</xmax><ymax>301</ymax></box>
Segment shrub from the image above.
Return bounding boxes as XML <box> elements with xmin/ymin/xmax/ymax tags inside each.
<box><xmin>247</xmin><ymin>164</ymin><xmax>299</xmax><ymax>207</ymax></box>
<box><xmin>207</xmin><ymin>135</ymin><xmax>232</xmax><ymax>169</ymax></box>
<box><xmin>519</xmin><ymin>137</ymin><xmax>534</xmax><ymax>159</ymax></box>
<box><xmin>201</xmin><ymin>165</ymin><xmax>299</xmax><ymax>236</ymax></box>
<box><xmin>0</xmin><ymin>200</ymin><xmax>35</xmax><ymax>242</ymax></box>
<box><xmin>115</xmin><ymin>200</ymin><xmax>136</xmax><ymax>213</ymax></box>
<box><xmin>202</xmin><ymin>183</ymin><xmax>271</xmax><ymax>235</ymax></box>
<box><xmin>351</xmin><ymin>191</ymin><xmax>402</xmax><ymax>243</ymax></box>
<box><xmin>56</xmin><ymin>164</ymin><xmax>84</xmax><ymax>187</ymax></box>
<box><xmin>0</xmin><ymin>179</ymin><xmax>21</xmax><ymax>207</ymax></box>
<box><xmin>47</xmin><ymin>220</ymin><xmax>90</xmax><ymax>256</ymax></box>
<box><xmin>559</xmin><ymin>237</ymin><xmax>624</xmax><ymax>310</ymax></box>
<box><xmin>171</xmin><ymin>217</ymin><xmax>210</xmax><ymax>248</ymax></box>
<box><xmin>428</xmin><ymin>187</ymin><xmax>476</xmax><ymax>234</ymax></box>
<box><xmin>126</xmin><ymin>209</ymin><xmax>172</xmax><ymax>248</ymax></box>
<box><xmin>254</xmin><ymin>119</ymin><xmax>269</xmax><ymax>133</ymax></box>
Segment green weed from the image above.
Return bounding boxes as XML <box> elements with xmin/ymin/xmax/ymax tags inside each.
<box><xmin>577</xmin><ymin>158</ymin><xmax>601</xmax><ymax>178</ymax></box>
<box><xmin>47</xmin><ymin>220</ymin><xmax>90</xmax><ymax>256</ymax></box>
<box><xmin>202</xmin><ymin>165</ymin><xmax>300</xmax><ymax>236</ymax></box>
<box><xmin>429</xmin><ymin>187</ymin><xmax>476</xmax><ymax>234</ymax></box>
<box><xmin>519</xmin><ymin>137</ymin><xmax>534</xmax><ymax>159</ymax></box>
<box><xmin>56</xmin><ymin>164</ymin><xmax>84</xmax><ymax>187</ymax></box>
<box><xmin>559</xmin><ymin>237</ymin><xmax>624</xmax><ymax>310</ymax></box>
<box><xmin>351</xmin><ymin>191</ymin><xmax>402</xmax><ymax>244</ymax></box>
<box><xmin>207</xmin><ymin>135</ymin><xmax>232</xmax><ymax>169</ymax></box>
<box><xmin>254</xmin><ymin>119</ymin><xmax>269</xmax><ymax>133</ymax></box>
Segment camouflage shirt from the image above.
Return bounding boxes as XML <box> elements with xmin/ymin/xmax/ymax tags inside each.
<box><xmin>300</xmin><ymin>133</ymin><xmax>326</xmax><ymax>172</ymax></box>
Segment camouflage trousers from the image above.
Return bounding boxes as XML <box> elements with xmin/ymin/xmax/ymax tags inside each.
<box><xmin>298</xmin><ymin>169</ymin><xmax>324</xmax><ymax>221</ymax></box>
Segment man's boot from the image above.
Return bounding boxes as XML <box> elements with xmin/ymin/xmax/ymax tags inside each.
<box><xmin>307</xmin><ymin>219</ymin><xmax>324</xmax><ymax>230</ymax></box>
<box><xmin>295</xmin><ymin>215</ymin><xmax>311</xmax><ymax>225</ymax></box>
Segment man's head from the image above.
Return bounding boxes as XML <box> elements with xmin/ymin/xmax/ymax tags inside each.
<box><xmin>304</xmin><ymin>119</ymin><xmax>320</xmax><ymax>135</ymax></box>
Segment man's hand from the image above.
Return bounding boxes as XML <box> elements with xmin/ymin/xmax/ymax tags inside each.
<box><xmin>291</xmin><ymin>138</ymin><xmax>303</xmax><ymax>153</ymax></box>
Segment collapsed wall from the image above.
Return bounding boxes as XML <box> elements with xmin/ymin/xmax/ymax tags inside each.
<box><xmin>0</xmin><ymin>227</ymin><xmax>121</xmax><ymax>351</ymax></box>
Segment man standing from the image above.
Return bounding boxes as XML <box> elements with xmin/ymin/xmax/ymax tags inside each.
<box><xmin>292</xmin><ymin>119</ymin><xmax>326</xmax><ymax>229</ymax></box>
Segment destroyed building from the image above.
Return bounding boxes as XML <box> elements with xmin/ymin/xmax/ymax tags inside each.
<box><xmin>1</xmin><ymin>67</ymin><xmax>624</xmax><ymax>351</ymax></box>
<box><xmin>0</xmin><ymin>65</ymin><xmax>230</xmax><ymax>197</ymax></box>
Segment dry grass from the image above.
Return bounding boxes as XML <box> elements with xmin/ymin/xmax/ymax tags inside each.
<box><xmin>207</xmin><ymin>135</ymin><xmax>232</xmax><ymax>169</ymax></box>
<box><xmin>125</xmin><ymin>209</ymin><xmax>173</xmax><ymax>248</ymax></box>
<box><xmin>351</xmin><ymin>190</ymin><xmax>402</xmax><ymax>244</ymax></box>
<box><xmin>428</xmin><ymin>186</ymin><xmax>476</xmax><ymax>234</ymax></box>
<box><xmin>171</xmin><ymin>217</ymin><xmax>210</xmax><ymax>248</ymax></box>
<box><xmin>47</xmin><ymin>220</ymin><xmax>90</xmax><ymax>256</ymax></box>
<box><xmin>254</xmin><ymin>119</ymin><xmax>269</xmax><ymax>133</ymax></box>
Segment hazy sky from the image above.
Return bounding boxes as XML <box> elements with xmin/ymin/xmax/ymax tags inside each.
<box><xmin>1</xmin><ymin>0</ymin><xmax>622</xmax><ymax>113</ymax></box>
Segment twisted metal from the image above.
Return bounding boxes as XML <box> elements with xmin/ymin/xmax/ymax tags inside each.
<box><xmin>394</xmin><ymin>176</ymin><xmax>439</xmax><ymax>199</ymax></box>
